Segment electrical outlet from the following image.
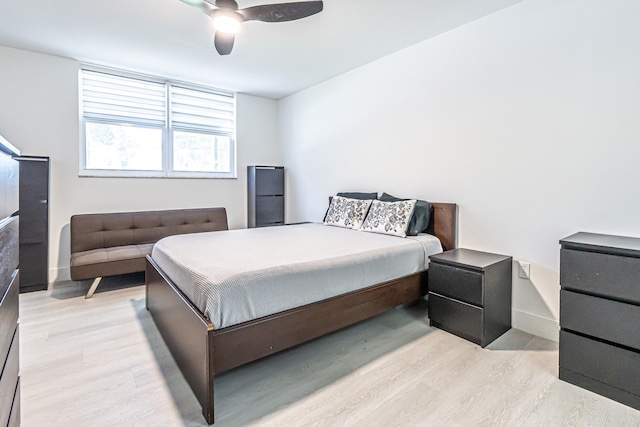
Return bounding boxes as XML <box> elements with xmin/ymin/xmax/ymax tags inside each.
<box><xmin>518</xmin><ymin>261</ymin><xmax>531</xmax><ymax>279</ymax></box>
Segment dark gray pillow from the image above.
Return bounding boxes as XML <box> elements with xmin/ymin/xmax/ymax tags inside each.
<box><xmin>337</xmin><ymin>192</ymin><xmax>378</xmax><ymax>200</ymax></box>
<box><xmin>379</xmin><ymin>192</ymin><xmax>432</xmax><ymax>236</ymax></box>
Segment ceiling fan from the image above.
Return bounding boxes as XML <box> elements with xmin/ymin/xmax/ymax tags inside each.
<box><xmin>180</xmin><ymin>0</ymin><xmax>324</xmax><ymax>55</ymax></box>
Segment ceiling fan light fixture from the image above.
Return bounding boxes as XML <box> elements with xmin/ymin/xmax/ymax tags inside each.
<box><xmin>213</xmin><ymin>14</ymin><xmax>242</xmax><ymax>34</ymax></box>
<box><xmin>180</xmin><ymin>0</ymin><xmax>324</xmax><ymax>55</ymax></box>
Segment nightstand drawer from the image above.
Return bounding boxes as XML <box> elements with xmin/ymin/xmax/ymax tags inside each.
<box><xmin>429</xmin><ymin>293</ymin><xmax>483</xmax><ymax>345</ymax></box>
<box><xmin>560</xmin><ymin>330</ymin><xmax>640</xmax><ymax>398</ymax></box>
<box><xmin>561</xmin><ymin>248</ymin><xmax>640</xmax><ymax>304</ymax></box>
<box><xmin>429</xmin><ymin>263</ymin><xmax>483</xmax><ymax>306</ymax></box>
<box><xmin>561</xmin><ymin>289</ymin><xmax>640</xmax><ymax>351</ymax></box>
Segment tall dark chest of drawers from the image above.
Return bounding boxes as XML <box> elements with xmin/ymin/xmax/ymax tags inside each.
<box><xmin>560</xmin><ymin>232</ymin><xmax>640</xmax><ymax>410</ymax></box>
<box><xmin>247</xmin><ymin>166</ymin><xmax>284</xmax><ymax>228</ymax></box>
<box><xmin>16</xmin><ymin>156</ymin><xmax>49</xmax><ymax>293</ymax></box>
<box><xmin>0</xmin><ymin>136</ymin><xmax>21</xmax><ymax>426</ymax></box>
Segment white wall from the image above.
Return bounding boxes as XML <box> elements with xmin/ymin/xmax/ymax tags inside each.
<box><xmin>278</xmin><ymin>0</ymin><xmax>640</xmax><ymax>341</ymax></box>
<box><xmin>0</xmin><ymin>45</ymin><xmax>281</xmax><ymax>282</ymax></box>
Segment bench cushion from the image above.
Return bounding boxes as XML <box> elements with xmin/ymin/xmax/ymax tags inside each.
<box><xmin>71</xmin><ymin>244</ymin><xmax>150</xmax><ymax>281</ymax></box>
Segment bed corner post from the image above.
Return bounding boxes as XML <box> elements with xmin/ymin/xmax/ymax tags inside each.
<box><xmin>146</xmin><ymin>256</ymin><xmax>219</xmax><ymax>425</ymax></box>
<box><xmin>203</xmin><ymin>393</ymin><xmax>214</xmax><ymax>425</ymax></box>
<box><xmin>204</xmin><ymin>330</ymin><xmax>215</xmax><ymax>424</ymax></box>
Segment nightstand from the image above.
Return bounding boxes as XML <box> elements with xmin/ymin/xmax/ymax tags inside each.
<box><xmin>428</xmin><ymin>248</ymin><xmax>512</xmax><ymax>347</ymax></box>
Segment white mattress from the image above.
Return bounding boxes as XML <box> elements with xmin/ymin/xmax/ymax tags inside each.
<box><xmin>151</xmin><ymin>223</ymin><xmax>443</xmax><ymax>329</ymax></box>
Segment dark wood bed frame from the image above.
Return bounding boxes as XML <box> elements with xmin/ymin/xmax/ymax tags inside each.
<box><xmin>145</xmin><ymin>202</ymin><xmax>458</xmax><ymax>424</ymax></box>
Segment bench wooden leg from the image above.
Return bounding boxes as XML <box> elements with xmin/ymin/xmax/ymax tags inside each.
<box><xmin>85</xmin><ymin>277</ymin><xmax>102</xmax><ymax>299</ymax></box>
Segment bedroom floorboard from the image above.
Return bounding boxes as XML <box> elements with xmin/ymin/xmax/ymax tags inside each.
<box><xmin>19</xmin><ymin>275</ymin><xmax>640</xmax><ymax>426</ymax></box>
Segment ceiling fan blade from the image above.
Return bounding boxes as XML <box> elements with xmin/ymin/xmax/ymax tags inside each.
<box><xmin>239</xmin><ymin>1</ymin><xmax>323</xmax><ymax>22</ymax></box>
<box><xmin>180</xmin><ymin>0</ymin><xmax>213</xmax><ymax>15</ymax></box>
<box><xmin>210</xmin><ymin>0</ymin><xmax>239</xmax><ymax>10</ymax></box>
<box><xmin>214</xmin><ymin>32</ymin><xmax>235</xmax><ymax>55</ymax></box>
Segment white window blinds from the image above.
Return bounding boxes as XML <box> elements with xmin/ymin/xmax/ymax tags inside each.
<box><xmin>81</xmin><ymin>70</ymin><xmax>166</xmax><ymax>127</ymax></box>
<box><xmin>170</xmin><ymin>85</ymin><xmax>235</xmax><ymax>133</ymax></box>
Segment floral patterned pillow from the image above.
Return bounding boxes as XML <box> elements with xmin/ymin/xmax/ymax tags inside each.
<box><xmin>361</xmin><ymin>199</ymin><xmax>417</xmax><ymax>237</ymax></box>
<box><xmin>324</xmin><ymin>196</ymin><xmax>374</xmax><ymax>230</ymax></box>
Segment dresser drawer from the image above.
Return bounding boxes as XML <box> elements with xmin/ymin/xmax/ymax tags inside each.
<box><xmin>7</xmin><ymin>378</ymin><xmax>20</xmax><ymax>427</ymax></box>
<box><xmin>255</xmin><ymin>167</ymin><xmax>284</xmax><ymax>196</ymax></box>
<box><xmin>0</xmin><ymin>328</ymin><xmax>19</xmax><ymax>427</ymax></box>
<box><xmin>429</xmin><ymin>263</ymin><xmax>483</xmax><ymax>306</ymax></box>
<box><xmin>0</xmin><ymin>270</ymin><xmax>18</xmax><ymax>366</ymax></box>
<box><xmin>560</xmin><ymin>330</ymin><xmax>640</xmax><ymax>397</ymax></box>
<box><xmin>20</xmin><ymin>241</ymin><xmax>48</xmax><ymax>287</ymax></box>
<box><xmin>429</xmin><ymin>293</ymin><xmax>483</xmax><ymax>345</ymax></box>
<box><xmin>255</xmin><ymin>195</ymin><xmax>284</xmax><ymax>225</ymax></box>
<box><xmin>0</xmin><ymin>217</ymin><xmax>19</xmax><ymax>297</ymax></box>
<box><xmin>561</xmin><ymin>289</ymin><xmax>640</xmax><ymax>351</ymax></box>
<box><xmin>561</xmin><ymin>248</ymin><xmax>640</xmax><ymax>304</ymax></box>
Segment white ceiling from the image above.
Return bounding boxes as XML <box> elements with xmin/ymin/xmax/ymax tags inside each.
<box><xmin>0</xmin><ymin>0</ymin><xmax>521</xmax><ymax>99</ymax></box>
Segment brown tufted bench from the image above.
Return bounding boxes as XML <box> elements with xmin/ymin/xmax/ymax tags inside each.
<box><xmin>70</xmin><ymin>207</ymin><xmax>228</xmax><ymax>298</ymax></box>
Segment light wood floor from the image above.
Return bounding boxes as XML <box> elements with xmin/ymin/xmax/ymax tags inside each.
<box><xmin>18</xmin><ymin>275</ymin><xmax>640</xmax><ymax>426</ymax></box>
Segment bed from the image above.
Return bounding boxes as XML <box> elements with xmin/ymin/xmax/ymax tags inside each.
<box><xmin>145</xmin><ymin>201</ymin><xmax>457</xmax><ymax>424</ymax></box>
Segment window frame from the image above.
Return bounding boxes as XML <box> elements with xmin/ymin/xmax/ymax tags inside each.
<box><xmin>78</xmin><ymin>65</ymin><xmax>237</xmax><ymax>179</ymax></box>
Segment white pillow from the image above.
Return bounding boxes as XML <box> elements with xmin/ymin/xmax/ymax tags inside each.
<box><xmin>324</xmin><ymin>196</ymin><xmax>373</xmax><ymax>230</ymax></box>
<box><xmin>361</xmin><ymin>199</ymin><xmax>417</xmax><ymax>237</ymax></box>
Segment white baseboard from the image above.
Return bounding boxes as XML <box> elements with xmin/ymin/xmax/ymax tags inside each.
<box><xmin>512</xmin><ymin>309</ymin><xmax>559</xmax><ymax>342</ymax></box>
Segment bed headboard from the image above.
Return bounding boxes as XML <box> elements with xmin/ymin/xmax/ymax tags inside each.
<box><xmin>428</xmin><ymin>202</ymin><xmax>458</xmax><ymax>251</ymax></box>
<box><xmin>327</xmin><ymin>197</ymin><xmax>458</xmax><ymax>251</ymax></box>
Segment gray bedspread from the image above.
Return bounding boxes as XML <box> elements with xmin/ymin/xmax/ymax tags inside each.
<box><xmin>151</xmin><ymin>223</ymin><xmax>442</xmax><ymax>329</ymax></box>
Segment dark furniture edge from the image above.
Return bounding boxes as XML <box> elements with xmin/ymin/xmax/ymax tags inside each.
<box><xmin>560</xmin><ymin>232</ymin><xmax>640</xmax><ymax>258</ymax></box>
<box><xmin>428</xmin><ymin>248</ymin><xmax>511</xmax><ymax>271</ymax></box>
<box><xmin>430</xmin><ymin>319</ymin><xmax>482</xmax><ymax>346</ymax></box>
<box><xmin>559</xmin><ymin>367</ymin><xmax>640</xmax><ymax>411</ymax></box>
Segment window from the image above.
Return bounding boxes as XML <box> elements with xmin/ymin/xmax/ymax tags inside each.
<box><xmin>80</xmin><ymin>67</ymin><xmax>236</xmax><ymax>178</ymax></box>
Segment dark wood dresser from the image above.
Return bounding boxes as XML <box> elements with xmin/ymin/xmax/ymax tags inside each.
<box><xmin>428</xmin><ymin>248</ymin><xmax>512</xmax><ymax>347</ymax></box>
<box><xmin>247</xmin><ymin>166</ymin><xmax>284</xmax><ymax>228</ymax></box>
<box><xmin>0</xmin><ymin>135</ymin><xmax>20</xmax><ymax>426</ymax></box>
<box><xmin>559</xmin><ymin>232</ymin><xmax>640</xmax><ymax>410</ymax></box>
